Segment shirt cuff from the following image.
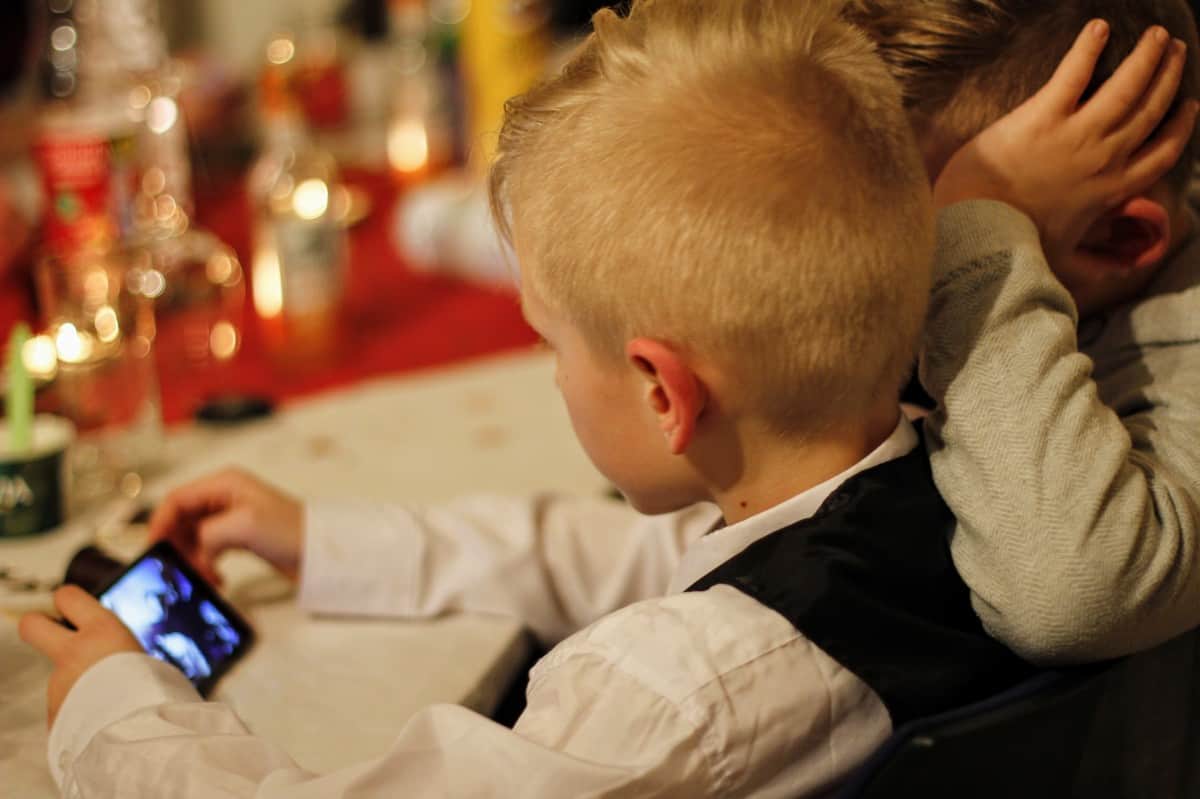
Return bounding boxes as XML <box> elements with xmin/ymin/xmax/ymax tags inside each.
<box><xmin>298</xmin><ymin>501</ymin><xmax>423</xmax><ymax>617</ymax></box>
<box><xmin>48</xmin><ymin>652</ymin><xmax>199</xmax><ymax>789</ymax></box>
<box><xmin>934</xmin><ymin>200</ymin><xmax>1042</xmax><ymax>287</ymax></box>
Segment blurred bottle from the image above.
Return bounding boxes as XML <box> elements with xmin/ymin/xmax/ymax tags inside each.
<box><xmin>33</xmin><ymin>0</ymin><xmax>138</xmax><ymax>257</ymax></box>
<box><xmin>385</xmin><ymin>0</ymin><xmax>457</xmax><ymax>181</ymax></box>
<box><xmin>249</xmin><ymin>41</ymin><xmax>347</xmax><ymax>368</ymax></box>
<box><xmin>31</xmin><ymin>0</ymin><xmax>166</xmax><ymax>503</ymax></box>
<box><xmin>459</xmin><ymin>0</ymin><xmax>549</xmax><ymax>167</ymax></box>
<box><xmin>294</xmin><ymin>25</ymin><xmax>351</xmax><ymax>133</ymax></box>
<box><xmin>95</xmin><ymin>0</ymin><xmax>245</xmax><ymax>412</ymax></box>
<box><xmin>341</xmin><ymin>0</ymin><xmax>394</xmax><ymax>166</ymax></box>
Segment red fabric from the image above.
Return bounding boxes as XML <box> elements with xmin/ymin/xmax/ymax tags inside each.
<box><xmin>1</xmin><ymin>170</ymin><xmax>538</xmax><ymax>424</ymax></box>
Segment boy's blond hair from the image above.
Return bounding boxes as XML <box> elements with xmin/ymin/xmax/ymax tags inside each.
<box><xmin>489</xmin><ymin>0</ymin><xmax>933</xmax><ymax>436</ymax></box>
<box><xmin>845</xmin><ymin>0</ymin><xmax>1200</xmax><ymax>193</ymax></box>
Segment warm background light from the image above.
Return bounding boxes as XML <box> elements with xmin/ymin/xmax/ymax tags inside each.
<box><xmin>293</xmin><ymin>178</ymin><xmax>330</xmax><ymax>220</ymax></box>
<box><xmin>252</xmin><ymin>243</ymin><xmax>284</xmax><ymax>318</ymax></box>
<box><xmin>388</xmin><ymin>119</ymin><xmax>430</xmax><ymax>174</ymax></box>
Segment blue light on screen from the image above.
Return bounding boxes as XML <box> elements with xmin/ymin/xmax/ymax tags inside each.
<box><xmin>100</xmin><ymin>557</ymin><xmax>242</xmax><ymax>683</ymax></box>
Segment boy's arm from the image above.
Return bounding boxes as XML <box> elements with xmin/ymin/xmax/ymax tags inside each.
<box><xmin>46</xmin><ymin>651</ymin><xmax>715</xmax><ymax>798</ymax></box>
<box><xmin>922</xmin><ymin>20</ymin><xmax>1200</xmax><ymax>663</ymax></box>
<box><xmin>299</xmin><ymin>493</ymin><xmax>718</xmax><ymax>645</ymax></box>
<box><xmin>39</xmin><ymin>588</ymin><xmax>884</xmax><ymax>798</ymax></box>
<box><xmin>150</xmin><ymin>469</ymin><xmax>717</xmax><ymax>647</ymax></box>
<box><xmin>923</xmin><ymin>201</ymin><xmax>1200</xmax><ymax>662</ymax></box>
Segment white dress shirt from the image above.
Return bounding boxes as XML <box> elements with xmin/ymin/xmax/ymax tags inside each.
<box><xmin>48</xmin><ymin>418</ymin><xmax>918</xmax><ymax>798</ymax></box>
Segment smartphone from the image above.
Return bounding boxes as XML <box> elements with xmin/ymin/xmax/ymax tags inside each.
<box><xmin>96</xmin><ymin>540</ymin><xmax>255</xmax><ymax>697</ymax></box>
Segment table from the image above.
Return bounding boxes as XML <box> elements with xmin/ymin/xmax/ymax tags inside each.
<box><xmin>0</xmin><ymin>350</ymin><xmax>608</xmax><ymax>796</ymax></box>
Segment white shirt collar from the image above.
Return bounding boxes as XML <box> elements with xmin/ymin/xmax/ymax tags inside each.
<box><xmin>666</xmin><ymin>415</ymin><xmax>920</xmax><ymax>593</ymax></box>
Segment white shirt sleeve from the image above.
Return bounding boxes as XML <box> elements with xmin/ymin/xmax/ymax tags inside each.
<box><xmin>50</xmin><ymin>588</ymin><xmax>891</xmax><ymax>799</ymax></box>
<box><xmin>299</xmin><ymin>493</ymin><xmax>720</xmax><ymax>645</ymax></box>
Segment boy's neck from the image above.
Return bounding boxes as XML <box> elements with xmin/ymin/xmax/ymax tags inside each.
<box><xmin>712</xmin><ymin>406</ymin><xmax>901</xmax><ymax>525</ymax></box>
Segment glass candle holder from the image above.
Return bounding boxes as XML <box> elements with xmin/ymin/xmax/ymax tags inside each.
<box><xmin>35</xmin><ymin>245</ymin><xmax>164</xmax><ymax>506</ymax></box>
<box><xmin>128</xmin><ymin>228</ymin><xmax>245</xmax><ymax>409</ymax></box>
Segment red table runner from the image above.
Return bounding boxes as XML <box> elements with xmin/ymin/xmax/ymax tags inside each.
<box><xmin>0</xmin><ymin>169</ymin><xmax>539</xmax><ymax>425</ymax></box>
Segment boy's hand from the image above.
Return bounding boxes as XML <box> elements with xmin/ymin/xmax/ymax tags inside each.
<box><xmin>18</xmin><ymin>585</ymin><xmax>143</xmax><ymax>727</ymax></box>
<box><xmin>933</xmin><ymin>20</ymin><xmax>1199</xmax><ymax>268</ymax></box>
<box><xmin>149</xmin><ymin>469</ymin><xmax>304</xmax><ymax>585</ymax></box>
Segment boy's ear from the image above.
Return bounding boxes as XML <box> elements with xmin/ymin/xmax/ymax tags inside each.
<box><xmin>1076</xmin><ymin>196</ymin><xmax>1171</xmax><ymax>273</ymax></box>
<box><xmin>626</xmin><ymin>338</ymin><xmax>706</xmax><ymax>456</ymax></box>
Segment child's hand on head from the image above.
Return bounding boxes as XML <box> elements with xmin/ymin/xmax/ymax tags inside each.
<box><xmin>18</xmin><ymin>585</ymin><xmax>143</xmax><ymax>726</ymax></box>
<box><xmin>933</xmin><ymin>20</ymin><xmax>1199</xmax><ymax>269</ymax></box>
<box><xmin>148</xmin><ymin>469</ymin><xmax>304</xmax><ymax>585</ymax></box>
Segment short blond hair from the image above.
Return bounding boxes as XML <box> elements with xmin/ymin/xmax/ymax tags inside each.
<box><xmin>490</xmin><ymin>0</ymin><xmax>934</xmax><ymax>436</ymax></box>
<box><xmin>845</xmin><ymin>0</ymin><xmax>1200</xmax><ymax>193</ymax></box>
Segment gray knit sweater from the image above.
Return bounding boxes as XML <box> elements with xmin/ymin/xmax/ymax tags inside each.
<box><xmin>922</xmin><ymin>200</ymin><xmax>1200</xmax><ymax>664</ymax></box>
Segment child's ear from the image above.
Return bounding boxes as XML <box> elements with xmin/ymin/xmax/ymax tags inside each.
<box><xmin>1076</xmin><ymin>196</ymin><xmax>1171</xmax><ymax>273</ymax></box>
<box><xmin>626</xmin><ymin>338</ymin><xmax>706</xmax><ymax>456</ymax></box>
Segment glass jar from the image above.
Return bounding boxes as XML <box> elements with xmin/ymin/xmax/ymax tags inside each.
<box><xmin>35</xmin><ymin>244</ymin><xmax>163</xmax><ymax>505</ymax></box>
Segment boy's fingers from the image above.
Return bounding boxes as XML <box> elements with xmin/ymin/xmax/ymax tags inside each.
<box><xmin>147</xmin><ymin>496</ymin><xmax>186</xmax><ymax>542</ymax></box>
<box><xmin>18</xmin><ymin>612</ymin><xmax>72</xmax><ymax>659</ymax></box>
<box><xmin>1037</xmin><ymin>19</ymin><xmax>1110</xmax><ymax>114</ymax></box>
<box><xmin>194</xmin><ymin>509</ymin><xmax>255</xmax><ymax>582</ymax></box>
<box><xmin>1087</xmin><ymin>26</ymin><xmax>1172</xmax><ymax>129</ymax></box>
<box><xmin>1117</xmin><ymin>40</ymin><xmax>1188</xmax><ymax>153</ymax></box>
<box><xmin>53</xmin><ymin>584</ymin><xmax>111</xmax><ymax>628</ymax></box>
<box><xmin>1124</xmin><ymin>99</ymin><xmax>1199</xmax><ymax>194</ymax></box>
<box><xmin>148</xmin><ymin>472</ymin><xmax>241</xmax><ymax>542</ymax></box>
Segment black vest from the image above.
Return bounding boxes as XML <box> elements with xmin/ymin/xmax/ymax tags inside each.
<box><xmin>687</xmin><ymin>440</ymin><xmax>1036</xmax><ymax>726</ymax></box>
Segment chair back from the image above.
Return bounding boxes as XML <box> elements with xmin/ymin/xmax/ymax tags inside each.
<box><xmin>835</xmin><ymin>666</ymin><xmax>1109</xmax><ymax>799</ymax></box>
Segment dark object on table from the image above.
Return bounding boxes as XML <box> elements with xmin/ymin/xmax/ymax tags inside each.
<box><xmin>63</xmin><ymin>545</ymin><xmax>127</xmax><ymax>595</ymax></box>
<box><xmin>195</xmin><ymin>394</ymin><xmax>274</xmax><ymax>425</ymax></box>
<box><xmin>126</xmin><ymin>505</ymin><xmax>153</xmax><ymax>525</ymax></box>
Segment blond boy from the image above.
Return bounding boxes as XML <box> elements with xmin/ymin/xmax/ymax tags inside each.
<box><xmin>19</xmin><ymin>1</ymin><xmax>1181</xmax><ymax>797</ymax></box>
<box><xmin>19</xmin><ymin>1</ymin><xmax>1030</xmax><ymax>795</ymax></box>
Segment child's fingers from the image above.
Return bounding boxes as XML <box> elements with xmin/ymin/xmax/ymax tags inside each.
<box><xmin>17</xmin><ymin>611</ymin><xmax>72</xmax><ymax>659</ymax></box>
<box><xmin>1086</xmin><ymin>26</ymin><xmax>1172</xmax><ymax>129</ymax></box>
<box><xmin>148</xmin><ymin>471</ymin><xmax>246</xmax><ymax>548</ymax></box>
<box><xmin>53</xmin><ymin>584</ymin><xmax>111</xmax><ymax>628</ymax></box>
<box><xmin>1122</xmin><ymin>98</ymin><xmax>1199</xmax><ymax>195</ymax></box>
<box><xmin>149</xmin><ymin>474</ymin><xmax>239</xmax><ymax>534</ymax></box>
<box><xmin>1035</xmin><ymin>19</ymin><xmax>1111</xmax><ymax>114</ymax></box>
<box><xmin>147</xmin><ymin>496</ymin><xmax>188</xmax><ymax>543</ymax></box>
<box><xmin>1114</xmin><ymin>39</ymin><xmax>1188</xmax><ymax>155</ymax></box>
<box><xmin>193</xmin><ymin>509</ymin><xmax>258</xmax><ymax>583</ymax></box>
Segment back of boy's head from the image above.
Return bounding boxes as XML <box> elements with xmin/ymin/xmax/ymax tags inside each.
<box><xmin>846</xmin><ymin>0</ymin><xmax>1200</xmax><ymax>194</ymax></box>
<box><xmin>489</xmin><ymin>0</ymin><xmax>933</xmax><ymax>437</ymax></box>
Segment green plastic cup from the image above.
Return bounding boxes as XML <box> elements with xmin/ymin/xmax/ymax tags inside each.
<box><xmin>0</xmin><ymin>415</ymin><xmax>74</xmax><ymax>538</ymax></box>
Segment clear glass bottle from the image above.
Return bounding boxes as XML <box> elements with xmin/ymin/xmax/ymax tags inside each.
<box><xmin>250</xmin><ymin>45</ymin><xmax>348</xmax><ymax>367</ymax></box>
<box><xmin>385</xmin><ymin>0</ymin><xmax>455</xmax><ymax>180</ymax></box>
<box><xmin>34</xmin><ymin>0</ymin><xmax>139</xmax><ymax>256</ymax></box>
<box><xmin>32</xmin><ymin>0</ymin><xmax>164</xmax><ymax>504</ymax></box>
<box><xmin>104</xmin><ymin>0</ymin><xmax>245</xmax><ymax>411</ymax></box>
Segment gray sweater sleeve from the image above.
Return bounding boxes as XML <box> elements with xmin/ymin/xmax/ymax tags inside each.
<box><xmin>921</xmin><ymin>200</ymin><xmax>1200</xmax><ymax>664</ymax></box>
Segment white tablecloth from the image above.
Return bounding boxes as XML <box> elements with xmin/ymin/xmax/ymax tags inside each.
<box><xmin>0</xmin><ymin>350</ymin><xmax>607</xmax><ymax>795</ymax></box>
